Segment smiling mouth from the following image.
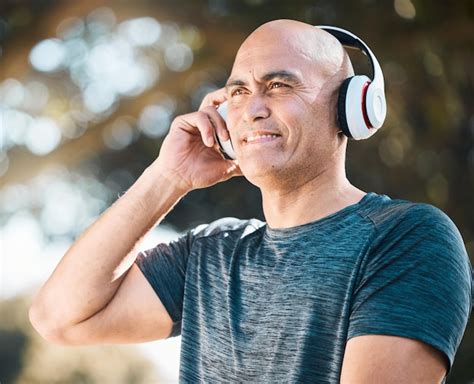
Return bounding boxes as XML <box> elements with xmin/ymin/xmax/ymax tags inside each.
<box><xmin>243</xmin><ymin>134</ymin><xmax>281</xmax><ymax>143</ymax></box>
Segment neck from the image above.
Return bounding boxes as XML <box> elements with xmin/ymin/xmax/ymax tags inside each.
<box><xmin>260</xmin><ymin>164</ymin><xmax>366</xmax><ymax>229</ymax></box>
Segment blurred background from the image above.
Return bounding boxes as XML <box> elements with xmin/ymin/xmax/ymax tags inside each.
<box><xmin>0</xmin><ymin>0</ymin><xmax>473</xmax><ymax>383</ymax></box>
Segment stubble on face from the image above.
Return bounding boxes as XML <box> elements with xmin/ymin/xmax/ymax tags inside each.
<box><xmin>228</xmin><ymin>20</ymin><xmax>354</xmax><ymax>191</ymax></box>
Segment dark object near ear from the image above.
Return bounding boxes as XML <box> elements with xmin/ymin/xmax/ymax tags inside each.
<box><xmin>337</xmin><ymin>77</ymin><xmax>353</xmax><ymax>138</ymax></box>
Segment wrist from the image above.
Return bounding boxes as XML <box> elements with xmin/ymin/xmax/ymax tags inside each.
<box><xmin>125</xmin><ymin>165</ymin><xmax>188</xmax><ymax>220</ymax></box>
<box><xmin>144</xmin><ymin>160</ymin><xmax>192</xmax><ymax>196</ymax></box>
<box><xmin>142</xmin><ymin>162</ymin><xmax>190</xmax><ymax>197</ymax></box>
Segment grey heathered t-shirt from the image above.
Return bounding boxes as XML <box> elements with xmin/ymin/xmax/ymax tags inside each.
<box><xmin>136</xmin><ymin>192</ymin><xmax>473</xmax><ymax>383</ymax></box>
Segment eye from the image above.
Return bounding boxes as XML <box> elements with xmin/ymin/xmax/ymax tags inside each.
<box><xmin>269</xmin><ymin>82</ymin><xmax>288</xmax><ymax>90</ymax></box>
<box><xmin>231</xmin><ymin>88</ymin><xmax>246</xmax><ymax>97</ymax></box>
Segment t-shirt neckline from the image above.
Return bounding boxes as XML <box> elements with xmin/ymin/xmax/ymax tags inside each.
<box><xmin>264</xmin><ymin>192</ymin><xmax>379</xmax><ymax>239</ymax></box>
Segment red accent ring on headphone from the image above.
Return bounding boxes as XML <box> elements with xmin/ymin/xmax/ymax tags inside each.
<box><xmin>361</xmin><ymin>81</ymin><xmax>373</xmax><ymax>128</ymax></box>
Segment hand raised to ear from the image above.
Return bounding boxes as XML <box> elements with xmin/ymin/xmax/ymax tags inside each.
<box><xmin>149</xmin><ymin>88</ymin><xmax>241</xmax><ymax>193</ymax></box>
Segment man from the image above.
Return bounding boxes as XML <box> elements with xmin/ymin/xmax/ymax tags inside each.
<box><xmin>30</xmin><ymin>20</ymin><xmax>472</xmax><ymax>383</ymax></box>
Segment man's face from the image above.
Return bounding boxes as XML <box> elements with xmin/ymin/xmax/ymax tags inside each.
<box><xmin>225</xmin><ymin>22</ymin><xmax>345</xmax><ymax>188</ymax></box>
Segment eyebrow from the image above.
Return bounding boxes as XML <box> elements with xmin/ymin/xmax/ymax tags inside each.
<box><xmin>225</xmin><ymin>70</ymin><xmax>301</xmax><ymax>89</ymax></box>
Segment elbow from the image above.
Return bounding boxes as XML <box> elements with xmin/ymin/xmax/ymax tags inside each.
<box><xmin>28</xmin><ymin>302</ymin><xmax>71</xmax><ymax>346</ymax></box>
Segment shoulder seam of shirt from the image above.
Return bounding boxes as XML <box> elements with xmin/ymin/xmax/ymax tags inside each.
<box><xmin>192</xmin><ymin>218</ymin><xmax>266</xmax><ymax>242</ymax></box>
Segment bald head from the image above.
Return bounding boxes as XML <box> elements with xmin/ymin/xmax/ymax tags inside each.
<box><xmin>223</xmin><ymin>20</ymin><xmax>355</xmax><ymax>190</ymax></box>
<box><xmin>233</xmin><ymin>19</ymin><xmax>354</xmax><ymax>89</ymax></box>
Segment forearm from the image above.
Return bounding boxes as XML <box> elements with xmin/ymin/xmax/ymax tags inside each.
<box><xmin>30</xmin><ymin>164</ymin><xmax>186</xmax><ymax>331</ymax></box>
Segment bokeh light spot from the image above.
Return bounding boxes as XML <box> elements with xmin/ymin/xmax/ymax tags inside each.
<box><xmin>56</xmin><ymin>17</ymin><xmax>85</xmax><ymax>39</ymax></box>
<box><xmin>0</xmin><ymin>183</ymin><xmax>31</xmax><ymax>213</ymax></box>
<box><xmin>40</xmin><ymin>180</ymin><xmax>85</xmax><ymax>236</ymax></box>
<box><xmin>63</xmin><ymin>38</ymin><xmax>89</xmax><ymax>67</ymax></box>
<box><xmin>24</xmin><ymin>117</ymin><xmax>61</xmax><ymax>155</ymax></box>
<box><xmin>86</xmin><ymin>7</ymin><xmax>117</xmax><ymax>36</ymax></box>
<box><xmin>103</xmin><ymin>118</ymin><xmax>136</xmax><ymax>150</ymax></box>
<box><xmin>138</xmin><ymin>105</ymin><xmax>173</xmax><ymax>138</ymax></box>
<box><xmin>394</xmin><ymin>0</ymin><xmax>416</xmax><ymax>19</ymax></box>
<box><xmin>3</xmin><ymin>108</ymin><xmax>33</xmax><ymax>147</ymax></box>
<box><xmin>164</xmin><ymin>43</ymin><xmax>193</xmax><ymax>72</ymax></box>
<box><xmin>119</xmin><ymin>17</ymin><xmax>162</xmax><ymax>46</ymax></box>
<box><xmin>2</xmin><ymin>211</ymin><xmax>44</xmax><ymax>297</ymax></box>
<box><xmin>29</xmin><ymin>38</ymin><xmax>66</xmax><ymax>72</ymax></box>
<box><xmin>83</xmin><ymin>82</ymin><xmax>116</xmax><ymax>114</ymax></box>
<box><xmin>0</xmin><ymin>78</ymin><xmax>25</xmax><ymax>108</ymax></box>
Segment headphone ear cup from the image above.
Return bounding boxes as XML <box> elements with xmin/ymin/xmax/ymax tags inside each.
<box><xmin>340</xmin><ymin>75</ymin><xmax>376</xmax><ymax>140</ymax></box>
<box><xmin>337</xmin><ymin>77</ymin><xmax>353</xmax><ymax>138</ymax></box>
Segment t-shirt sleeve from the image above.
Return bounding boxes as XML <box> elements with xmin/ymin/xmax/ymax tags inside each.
<box><xmin>348</xmin><ymin>203</ymin><xmax>473</xmax><ymax>373</ymax></box>
<box><xmin>134</xmin><ymin>218</ymin><xmax>248</xmax><ymax>339</ymax></box>
<box><xmin>135</xmin><ymin>229</ymin><xmax>196</xmax><ymax>338</ymax></box>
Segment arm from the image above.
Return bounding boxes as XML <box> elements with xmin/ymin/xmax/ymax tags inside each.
<box><xmin>341</xmin><ymin>335</ymin><xmax>447</xmax><ymax>383</ymax></box>
<box><xmin>29</xmin><ymin>167</ymin><xmax>184</xmax><ymax>345</ymax></box>
<box><xmin>29</xmin><ymin>89</ymin><xmax>239</xmax><ymax>345</ymax></box>
<box><xmin>342</xmin><ymin>204</ymin><xmax>472</xmax><ymax>382</ymax></box>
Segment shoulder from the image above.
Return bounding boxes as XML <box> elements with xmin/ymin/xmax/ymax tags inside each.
<box><xmin>361</xmin><ymin>194</ymin><xmax>463</xmax><ymax>244</ymax></box>
<box><xmin>361</xmin><ymin>194</ymin><xmax>472</xmax><ymax>293</ymax></box>
<box><xmin>350</xmin><ymin>195</ymin><xmax>473</xmax><ymax>370</ymax></box>
<box><xmin>359</xmin><ymin>194</ymin><xmax>472</xmax><ymax>290</ymax></box>
<box><xmin>361</xmin><ymin>193</ymin><xmax>447</xmax><ymax>224</ymax></box>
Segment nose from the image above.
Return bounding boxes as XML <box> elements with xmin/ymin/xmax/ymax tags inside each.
<box><xmin>242</xmin><ymin>94</ymin><xmax>270</xmax><ymax>123</ymax></box>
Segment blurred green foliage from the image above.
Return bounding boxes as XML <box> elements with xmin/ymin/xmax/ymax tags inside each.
<box><xmin>0</xmin><ymin>296</ymin><xmax>159</xmax><ymax>383</ymax></box>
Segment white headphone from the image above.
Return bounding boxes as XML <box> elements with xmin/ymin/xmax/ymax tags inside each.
<box><xmin>215</xmin><ymin>26</ymin><xmax>387</xmax><ymax>159</ymax></box>
<box><xmin>317</xmin><ymin>25</ymin><xmax>387</xmax><ymax>140</ymax></box>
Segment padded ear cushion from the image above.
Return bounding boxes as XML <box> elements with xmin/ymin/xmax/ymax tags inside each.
<box><xmin>337</xmin><ymin>77</ymin><xmax>353</xmax><ymax>138</ymax></box>
<box><xmin>341</xmin><ymin>75</ymin><xmax>375</xmax><ymax>140</ymax></box>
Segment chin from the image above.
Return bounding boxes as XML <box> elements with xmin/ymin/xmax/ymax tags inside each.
<box><xmin>239</xmin><ymin>158</ymin><xmax>288</xmax><ymax>188</ymax></box>
<box><xmin>239</xmin><ymin>153</ymin><xmax>317</xmax><ymax>190</ymax></box>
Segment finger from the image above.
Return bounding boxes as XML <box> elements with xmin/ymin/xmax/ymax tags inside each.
<box><xmin>201</xmin><ymin>105</ymin><xmax>229</xmax><ymax>141</ymax></box>
<box><xmin>192</xmin><ymin>112</ymin><xmax>216</xmax><ymax>147</ymax></box>
<box><xmin>172</xmin><ymin>112</ymin><xmax>215</xmax><ymax>147</ymax></box>
<box><xmin>199</xmin><ymin>87</ymin><xmax>227</xmax><ymax>110</ymax></box>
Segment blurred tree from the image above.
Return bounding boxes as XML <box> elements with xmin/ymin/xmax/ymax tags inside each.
<box><xmin>0</xmin><ymin>328</ymin><xmax>28</xmax><ymax>383</ymax></box>
<box><xmin>0</xmin><ymin>0</ymin><xmax>472</xmax><ymax>382</ymax></box>
<box><xmin>0</xmin><ymin>296</ymin><xmax>161</xmax><ymax>383</ymax></box>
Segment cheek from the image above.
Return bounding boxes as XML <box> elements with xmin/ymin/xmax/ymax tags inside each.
<box><xmin>228</xmin><ymin>98</ymin><xmax>245</xmax><ymax>113</ymax></box>
<box><xmin>280</xmin><ymin>93</ymin><xmax>316</xmax><ymax>121</ymax></box>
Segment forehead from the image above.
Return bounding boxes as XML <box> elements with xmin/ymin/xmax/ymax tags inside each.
<box><xmin>230</xmin><ymin>35</ymin><xmax>316</xmax><ymax>81</ymax></box>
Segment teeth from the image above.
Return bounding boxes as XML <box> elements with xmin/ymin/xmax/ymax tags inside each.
<box><xmin>245</xmin><ymin>134</ymin><xmax>279</xmax><ymax>143</ymax></box>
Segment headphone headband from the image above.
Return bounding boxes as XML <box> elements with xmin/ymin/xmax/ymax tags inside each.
<box><xmin>315</xmin><ymin>25</ymin><xmax>387</xmax><ymax>139</ymax></box>
<box><xmin>316</xmin><ymin>25</ymin><xmax>384</xmax><ymax>90</ymax></box>
<box><xmin>216</xmin><ymin>24</ymin><xmax>388</xmax><ymax>159</ymax></box>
